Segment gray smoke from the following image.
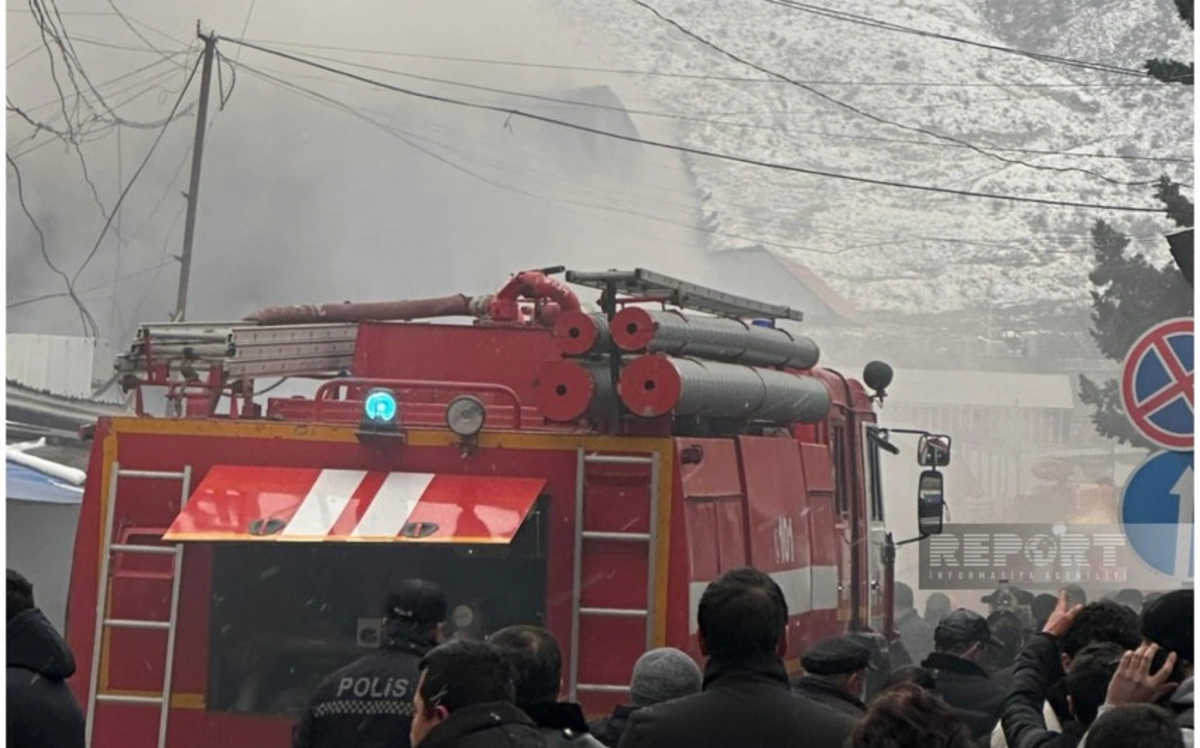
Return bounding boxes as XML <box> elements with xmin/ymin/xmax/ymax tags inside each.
<box><xmin>7</xmin><ymin>0</ymin><xmax>715</xmax><ymax>344</ymax></box>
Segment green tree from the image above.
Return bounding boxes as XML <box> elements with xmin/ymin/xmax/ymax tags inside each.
<box><xmin>1146</xmin><ymin>0</ymin><xmax>1194</xmax><ymax>84</ymax></box>
<box><xmin>1078</xmin><ymin>183</ymin><xmax>1194</xmax><ymax>446</ymax></box>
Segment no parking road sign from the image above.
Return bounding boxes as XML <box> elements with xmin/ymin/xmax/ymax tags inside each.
<box><xmin>1121</xmin><ymin>450</ymin><xmax>1194</xmax><ymax>582</ymax></box>
<box><xmin>1121</xmin><ymin>317</ymin><xmax>1194</xmax><ymax>451</ymax></box>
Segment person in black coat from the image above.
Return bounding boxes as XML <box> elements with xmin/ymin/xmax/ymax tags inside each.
<box><xmin>922</xmin><ymin>608</ymin><xmax>1008</xmax><ymax>741</ymax></box>
<box><xmin>7</xmin><ymin>569</ymin><xmax>85</xmax><ymax>748</ymax></box>
<box><xmin>589</xmin><ymin>647</ymin><xmax>702</xmax><ymax>747</ymax></box>
<box><xmin>293</xmin><ymin>579</ymin><xmax>448</xmax><ymax>748</ymax></box>
<box><xmin>618</xmin><ymin>567</ymin><xmax>856</xmax><ymax>748</ymax></box>
<box><xmin>792</xmin><ymin>636</ymin><xmax>871</xmax><ymax>718</ymax></box>
<box><xmin>489</xmin><ymin>625</ymin><xmax>605</xmax><ymax>747</ymax></box>
<box><xmin>409</xmin><ymin>640</ymin><xmax>545</xmax><ymax>748</ymax></box>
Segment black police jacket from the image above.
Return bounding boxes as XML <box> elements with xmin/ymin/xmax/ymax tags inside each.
<box><xmin>7</xmin><ymin>608</ymin><xmax>85</xmax><ymax>748</ymax></box>
<box><xmin>293</xmin><ymin>633</ymin><xmax>434</xmax><ymax>748</ymax></box>
<box><xmin>618</xmin><ymin>653</ymin><xmax>855</xmax><ymax>748</ymax></box>
<box><xmin>923</xmin><ymin>652</ymin><xmax>1006</xmax><ymax>741</ymax></box>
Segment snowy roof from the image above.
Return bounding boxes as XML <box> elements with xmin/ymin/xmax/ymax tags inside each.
<box><xmin>7</xmin><ymin>460</ymin><xmax>84</xmax><ymax>505</ymax></box>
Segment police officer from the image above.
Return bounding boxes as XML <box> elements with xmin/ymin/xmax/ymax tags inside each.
<box><xmin>793</xmin><ymin>636</ymin><xmax>872</xmax><ymax>718</ymax></box>
<box><xmin>293</xmin><ymin>579</ymin><xmax>448</xmax><ymax>748</ymax></box>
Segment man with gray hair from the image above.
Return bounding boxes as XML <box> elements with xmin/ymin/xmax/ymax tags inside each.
<box><xmin>588</xmin><ymin>648</ymin><xmax>702</xmax><ymax>747</ymax></box>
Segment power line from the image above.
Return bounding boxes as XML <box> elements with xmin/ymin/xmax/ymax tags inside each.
<box><xmin>7</xmin><ymin>153</ymin><xmax>99</xmax><ymax>335</ymax></box>
<box><xmin>233</xmin><ymin>61</ymin><xmax>860</xmax><ymax>254</ymax></box>
<box><xmin>7</xmin><ymin>258</ymin><xmax>178</xmax><ymax>310</ymax></box>
<box><xmin>7</xmin><ymin>52</ymin><xmax>183</xmax><ymax>117</ymax></box>
<box><xmin>261</xmin><ymin>45</ymin><xmax>1192</xmax><ymax>167</ymax></box>
<box><xmin>7</xmin><ymin>43</ymin><xmax>43</xmax><ymax>68</ymax></box>
<box><xmin>71</xmin><ymin>52</ymin><xmax>200</xmax><ymax>289</ymax></box>
<box><xmin>236</xmin><ymin>37</ymin><xmax>1172</xmax><ymax>88</ymax></box>
<box><xmin>219</xmin><ymin>38</ymin><xmax>1169</xmax><ymax>214</ymax></box>
<box><xmin>626</xmin><ymin>0</ymin><xmax>1162</xmax><ymax>187</ymax></box>
<box><xmin>348</xmin><ymin>95</ymin><xmax>1171</xmax><ymax>249</ymax></box>
<box><xmin>105</xmin><ymin>0</ymin><xmax>183</xmax><ymax>66</ymax></box>
<box><xmin>761</xmin><ymin>0</ymin><xmax>1154</xmax><ymax>77</ymax></box>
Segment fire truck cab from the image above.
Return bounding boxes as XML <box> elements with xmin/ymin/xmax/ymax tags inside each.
<box><xmin>65</xmin><ymin>268</ymin><xmax>950</xmax><ymax>748</ymax></box>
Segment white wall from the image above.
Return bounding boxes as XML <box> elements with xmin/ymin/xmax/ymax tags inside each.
<box><xmin>6</xmin><ymin>334</ymin><xmax>111</xmax><ymax>398</ymax></box>
<box><xmin>7</xmin><ymin>501</ymin><xmax>82</xmax><ymax>632</ymax></box>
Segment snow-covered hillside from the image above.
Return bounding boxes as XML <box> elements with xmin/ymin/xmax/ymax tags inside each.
<box><xmin>541</xmin><ymin>0</ymin><xmax>1194</xmax><ymax>316</ymax></box>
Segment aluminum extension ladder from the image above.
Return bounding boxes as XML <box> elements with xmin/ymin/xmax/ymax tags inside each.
<box><xmin>567</xmin><ymin>450</ymin><xmax>661</xmax><ymax>700</ymax></box>
<box><xmin>84</xmin><ymin>463</ymin><xmax>193</xmax><ymax>748</ymax></box>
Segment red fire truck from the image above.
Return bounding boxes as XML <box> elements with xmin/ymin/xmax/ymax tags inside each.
<box><xmin>65</xmin><ymin>267</ymin><xmax>950</xmax><ymax>748</ymax></box>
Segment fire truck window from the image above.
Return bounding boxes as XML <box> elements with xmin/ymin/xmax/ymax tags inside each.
<box><xmin>831</xmin><ymin>425</ymin><xmax>849</xmax><ymax>519</ymax></box>
<box><xmin>206</xmin><ymin>513</ymin><xmax>547</xmax><ymax>716</ymax></box>
<box><xmin>865</xmin><ymin>429</ymin><xmax>885</xmax><ymax>523</ymax></box>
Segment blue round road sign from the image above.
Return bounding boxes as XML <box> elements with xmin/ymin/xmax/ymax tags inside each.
<box><xmin>1120</xmin><ymin>450</ymin><xmax>1195</xmax><ymax>582</ymax></box>
<box><xmin>1120</xmin><ymin>317</ymin><xmax>1194</xmax><ymax>451</ymax></box>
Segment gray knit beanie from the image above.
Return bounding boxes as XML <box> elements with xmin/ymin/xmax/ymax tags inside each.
<box><xmin>629</xmin><ymin>647</ymin><xmax>703</xmax><ymax>707</ymax></box>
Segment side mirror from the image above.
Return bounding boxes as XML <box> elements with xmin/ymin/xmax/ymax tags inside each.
<box><xmin>918</xmin><ymin>434</ymin><xmax>951</xmax><ymax>468</ymax></box>
<box><xmin>917</xmin><ymin>470</ymin><xmax>945</xmax><ymax>536</ymax></box>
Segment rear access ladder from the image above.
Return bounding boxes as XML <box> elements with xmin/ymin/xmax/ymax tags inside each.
<box><xmin>85</xmin><ymin>464</ymin><xmax>193</xmax><ymax>748</ymax></box>
<box><xmin>567</xmin><ymin>450</ymin><xmax>661</xmax><ymax>700</ymax></box>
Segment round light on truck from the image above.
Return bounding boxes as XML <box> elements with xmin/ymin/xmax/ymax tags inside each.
<box><xmin>446</xmin><ymin>396</ymin><xmax>486</xmax><ymax>437</ymax></box>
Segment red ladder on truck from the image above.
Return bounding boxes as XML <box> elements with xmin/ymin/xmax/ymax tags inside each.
<box><xmin>567</xmin><ymin>450</ymin><xmax>662</xmax><ymax>700</ymax></box>
<box><xmin>84</xmin><ymin>464</ymin><xmax>193</xmax><ymax>748</ymax></box>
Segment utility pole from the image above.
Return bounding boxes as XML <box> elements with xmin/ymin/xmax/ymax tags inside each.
<box><xmin>173</xmin><ymin>28</ymin><xmax>217</xmax><ymax>322</ymax></box>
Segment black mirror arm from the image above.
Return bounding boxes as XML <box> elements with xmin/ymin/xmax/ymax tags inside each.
<box><xmin>894</xmin><ymin>533</ymin><xmax>929</xmax><ymax>547</ymax></box>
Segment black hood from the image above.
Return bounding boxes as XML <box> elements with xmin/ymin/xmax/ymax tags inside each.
<box><xmin>7</xmin><ymin>608</ymin><xmax>76</xmax><ymax>680</ymax></box>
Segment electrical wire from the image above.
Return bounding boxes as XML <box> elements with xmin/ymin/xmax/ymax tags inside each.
<box><xmin>236</xmin><ymin>37</ymin><xmax>1173</xmax><ymax>88</ymax></box>
<box><xmin>40</xmin><ymin>0</ymin><xmax>191</xmax><ymax>126</ymax></box>
<box><xmin>70</xmin><ymin>52</ymin><xmax>200</xmax><ymax>288</ymax></box>
<box><xmin>761</xmin><ymin>0</ymin><xmax>1154</xmax><ymax>77</ymax></box>
<box><xmin>7</xmin><ymin>153</ymin><xmax>99</xmax><ymax>335</ymax></box>
<box><xmin>105</xmin><ymin>0</ymin><xmax>185</xmax><ymax>68</ymax></box>
<box><xmin>234</xmin><ymin>58</ymin><xmax>1176</xmax><ymax>272</ymax></box>
<box><xmin>7</xmin><ymin>257</ymin><xmax>179</xmax><ymax>310</ymax></box>
<box><xmin>219</xmin><ymin>38</ymin><xmax>1170</xmax><ymax>214</ymax></box>
<box><xmin>626</xmin><ymin>0</ymin><xmax>1164</xmax><ymax>187</ymax></box>
<box><xmin>7</xmin><ymin>52</ymin><xmax>184</xmax><ymax>118</ymax></box>
<box><xmin>7</xmin><ymin>43</ymin><xmax>43</xmax><ymax>69</ymax></box>
<box><xmin>233</xmin><ymin>61</ymin><xmax>860</xmax><ymax>254</ymax></box>
<box><xmin>255</xmin><ymin>47</ymin><xmax>1191</xmax><ymax>166</ymax></box>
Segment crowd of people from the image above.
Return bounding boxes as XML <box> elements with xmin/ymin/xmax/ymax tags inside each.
<box><xmin>7</xmin><ymin>565</ymin><xmax>1194</xmax><ymax>748</ymax></box>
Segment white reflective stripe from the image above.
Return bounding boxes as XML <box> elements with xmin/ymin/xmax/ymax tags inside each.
<box><xmin>351</xmin><ymin>472</ymin><xmax>435</xmax><ymax>537</ymax></box>
<box><xmin>687</xmin><ymin>565</ymin><xmax>840</xmax><ymax>634</ymax></box>
<box><xmin>687</xmin><ymin>581</ymin><xmax>708</xmax><ymax>635</ymax></box>
<box><xmin>811</xmin><ymin>565</ymin><xmax>840</xmax><ymax>611</ymax></box>
<box><xmin>281</xmin><ymin>470</ymin><xmax>367</xmax><ymax>537</ymax></box>
<box><xmin>773</xmin><ymin>566</ymin><xmax>814</xmax><ymax>615</ymax></box>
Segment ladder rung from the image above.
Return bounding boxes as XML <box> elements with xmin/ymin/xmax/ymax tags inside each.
<box><xmin>103</xmin><ymin>618</ymin><xmax>171</xmax><ymax>630</ymax></box>
<box><xmin>110</xmin><ymin>544</ymin><xmax>177</xmax><ymax>555</ymax></box>
<box><xmin>95</xmin><ymin>693</ymin><xmax>164</xmax><ymax>705</ymax></box>
<box><xmin>582</xmin><ymin>531</ymin><xmax>650</xmax><ymax>542</ymax></box>
<box><xmin>584</xmin><ymin>454</ymin><xmax>654</xmax><ymax>465</ymax></box>
<box><xmin>576</xmin><ymin>684</ymin><xmax>631</xmax><ymax>693</ymax></box>
<box><xmin>117</xmin><ymin>469</ymin><xmax>187</xmax><ymax>480</ymax></box>
<box><xmin>579</xmin><ymin>607</ymin><xmax>648</xmax><ymax>618</ymax></box>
